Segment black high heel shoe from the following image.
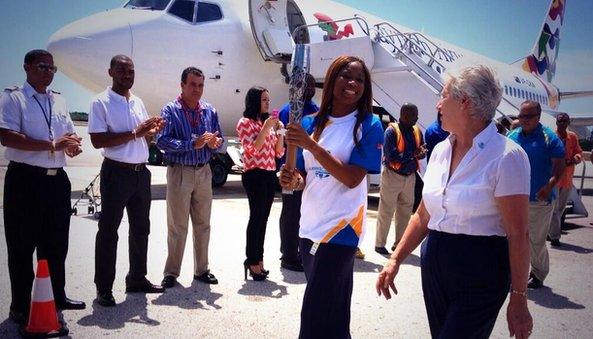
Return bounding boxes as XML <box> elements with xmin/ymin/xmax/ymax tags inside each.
<box><xmin>259</xmin><ymin>261</ymin><xmax>269</xmax><ymax>276</ymax></box>
<box><xmin>243</xmin><ymin>262</ymin><xmax>267</xmax><ymax>281</ymax></box>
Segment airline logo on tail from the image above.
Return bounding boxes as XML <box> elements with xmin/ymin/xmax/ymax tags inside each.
<box><xmin>522</xmin><ymin>0</ymin><xmax>566</xmax><ymax>83</ymax></box>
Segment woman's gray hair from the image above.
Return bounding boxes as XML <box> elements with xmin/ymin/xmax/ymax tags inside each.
<box><xmin>444</xmin><ymin>65</ymin><xmax>502</xmax><ymax>122</ymax></box>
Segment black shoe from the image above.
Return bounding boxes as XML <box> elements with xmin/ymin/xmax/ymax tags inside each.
<box><xmin>194</xmin><ymin>271</ymin><xmax>218</xmax><ymax>284</ymax></box>
<box><xmin>56</xmin><ymin>297</ymin><xmax>86</xmax><ymax>310</ymax></box>
<box><xmin>126</xmin><ymin>279</ymin><xmax>165</xmax><ymax>293</ymax></box>
<box><xmin>527</xmin><ymin>275</ymin><xmax>543</xmax><ymax>289</ymax></box>
<box><xmin>244</xmin><ymin>263</ymin><xmax>267</xmax><ymax>281</ymax></box>
<box><xmin>161</xmin><ymin>275</ymin><xmax>177</xmax><ymax>288</ymax></box>
<box><xmin>546</xmin><ymin>235</ymin><xmax>552</xmax><ymax>242</ymax></box>
<box><xmin>550</xmin><ymin>239</ymin><xmax>562</xmax><ymax>247</ymax></box>
<box><xmin>391</xmin><ymin>243</ymin><xmax>399</xmax><ymax>252</ymax></box>
<box><xmin>281</xmin><ymin>260</ymin><xmax>304</xmax><ymax>272</ymax></box>
<box><xmin>96</xmin><ymin>291</ymin><xmax>116</xmax><ymax>307</ymax></box>
<box><xmin>9</xmin><ymin>309</ymin><xmax>27</xmax><ymax>325</ymax></box>
<box><xmin>375</xmin><ymin>246</ymin><xmax>390</xmax><ymax>255</ymax></box>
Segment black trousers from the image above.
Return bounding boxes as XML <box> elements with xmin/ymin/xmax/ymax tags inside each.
<box><xmin>241</xmin><ymin>169</ymin><xmax>276</xmax><ymax>265</ymax></box>
<box><xmin>421</xmin><ymin>230</ymin><xmax>510</xmax><ymax>339</ymax></box>
<box><xmin>4</xmin><ymin>162</ymin><xmax>71</xmax><ymax>314</ymax></box>
<box><xmin>94</xmin><ymin>159</ymin><xmax>151</xmax><ymax>293</ymax></box>
<box><xmin>299</xmin><ymin>238</ymin><xmax>356</xmax><ymax>339</ymax></box>
<box><xmin>279</xmin><ymin>190</ymin><xmax>302</xmax><ymax>263</ymax></box>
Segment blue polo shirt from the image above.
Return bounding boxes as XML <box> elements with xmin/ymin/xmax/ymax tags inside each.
<box><xmin>507</xmin><ymin>123</ymin><xmax>565</xmax><ymax>202</ymax></box>
<box><xmin>425</xmin><ymin>119</ymin><xmax>449</xmax><ymax>162</ymax></box>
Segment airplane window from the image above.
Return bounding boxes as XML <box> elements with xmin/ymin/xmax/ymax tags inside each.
<box><xmin>513</xmin><ymin>88</ymin><xmax>516</xmax><ymax>97</ymax></box>
<box><xmin>169</xmin><ymin>0</ymin><xmax>195</xmax><ymax>22</ymax></box>
<box><xmin>125</xmin><ymin>0</ymin><xmax>170</xmax><ymax>10</ymax></box>
<box><xmin>504</xmin><ymin>85</ymin><xmax>508</xmax><ymax>95</ymax></box>
<box><xmin>196</xmin><ymin>2</ymin><xmax>222</xmax><ymax>23</ymax></box>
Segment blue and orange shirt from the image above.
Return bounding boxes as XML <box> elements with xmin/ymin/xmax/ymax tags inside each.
<box><xmin>297</xmin><ymin>110</ymin><xmax>383</xmax><ymax>247</ymax></box>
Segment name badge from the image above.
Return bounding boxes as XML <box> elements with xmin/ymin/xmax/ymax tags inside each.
<box><xmin>309</xmin><ymin>242</ymin><xmax>319</xmax><ymax>256</ymax></box>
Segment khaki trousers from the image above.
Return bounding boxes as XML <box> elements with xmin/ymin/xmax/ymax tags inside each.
<box><xmin>164</xmin><ymin>164</ymin><xmax>212</xmax><ymax>277</ymax></box>
<box><xmin>549</xmin><ymin>187</ymin><xmax>570</xmax><ymax>241</ymax></box>
<box><xmin>528</xmin><ymin>201</ymin><xmax>555</xmax><ymax>281</ymax></box>
<box><xmin>375</xmin><ymin>168</ymin><xmax>415</xmax><ymax>248</ymax></box>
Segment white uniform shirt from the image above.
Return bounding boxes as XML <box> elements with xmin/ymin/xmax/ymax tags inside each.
<box><xmin>423</xmin><ymin>122</ymin><xmax>530</xmax><ymax>236</ymax></box>
<box><xmin>88</xmin><ymin>87</ymin><xmax>149</xmax><ymax>164</ymax></box>
<box><xmin>0</xmin><ymin>82</ymin><xmax>74</xmax><ymax>168</ymax></box>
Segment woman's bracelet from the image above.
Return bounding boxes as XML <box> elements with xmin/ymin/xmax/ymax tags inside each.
<box><xmin>510</xmin><ymin>288</ymin><xmax>527</xmax><ymax>298</ymax></box>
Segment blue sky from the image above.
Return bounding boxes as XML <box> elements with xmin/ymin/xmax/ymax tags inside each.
<box><xmin>1</xmin><ymin>0</ymin><xmax>591</xmax><ymax>114</ymax></box>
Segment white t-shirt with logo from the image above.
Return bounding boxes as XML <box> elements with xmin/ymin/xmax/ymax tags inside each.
<box><xmin>297</xmin><ymin>110</ymin><xmax>383</xmax><ymax>247</ymax></box>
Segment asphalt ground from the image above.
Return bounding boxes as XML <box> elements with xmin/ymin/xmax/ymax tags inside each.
<box><xmin>0</xmin><ymin>125</ymin><xmax>592</xmax><ymax>338</ymax></box>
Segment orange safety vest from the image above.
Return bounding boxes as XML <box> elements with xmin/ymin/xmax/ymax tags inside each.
<box><xmin>388</xmin><ymin>122</ymin><xmax>422</xmax><ymax>171</ymax></box>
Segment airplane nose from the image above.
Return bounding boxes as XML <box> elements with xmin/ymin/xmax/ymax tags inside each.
<box><xmin>47</xmin><ymin>9</ymin><xmax>133</xmax><ymax>92</ymax></box>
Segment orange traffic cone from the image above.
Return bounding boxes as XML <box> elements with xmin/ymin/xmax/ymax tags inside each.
<box><xmin>22</xmin><ymin>259</ymin><xmax>68</xmax><ymax>337</ymax></box>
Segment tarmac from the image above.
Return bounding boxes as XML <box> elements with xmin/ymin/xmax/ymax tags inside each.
<box><xmin>0</xmin><ymin>125</ymin><xmax>592</xmax><ymax>338</ymax></box>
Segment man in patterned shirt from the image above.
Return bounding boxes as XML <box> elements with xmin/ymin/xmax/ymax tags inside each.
<box><xmin>157</xmin><ymin>67</ymin><xmax>223</xmax><ymax>288</ymax></box>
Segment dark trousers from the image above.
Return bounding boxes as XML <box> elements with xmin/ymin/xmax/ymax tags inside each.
<box><xmin>3</xmin><ymin>162</ymin><xmax>71</xmax><ymax>314</ymax></box>
<box><xmin>421</xmin><ymin>230</ymin><xmax>510</xmax><ymax>339</ymax></box>
<box><xmin>279</xmin><ymin>190</ymin><xmax>302</xmax><ymax>263</ymax></box>
<box><xmin>242</xmin><ymin>169</ymin><xmax>276</xmax><ymax>265</ymax></box>
<box><xmin>94</xmin><ymin>159</ymin><xmax>151</xmax><ymax>293</ymax></box>
<box><xmin>299</xmin><ymin>238</ymin><xmax>356</xmax><ymax>339</ymax></box>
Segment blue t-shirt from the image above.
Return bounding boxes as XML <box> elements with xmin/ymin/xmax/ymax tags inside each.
<box><xmin>424</xmin><ymin>119</ymin><xmax>450</xmax><ymax>163</ymax></box>
<box><xmin>507</xmin><ymin>124</ymin><xmax>565</xmax><ymax>202</ymax></box>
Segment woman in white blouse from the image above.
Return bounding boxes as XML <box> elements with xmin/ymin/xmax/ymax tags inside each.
<box><xmin>376</xmin><ymin>65</ymin><xmax>533</xmax><ymax>339</ymax></box>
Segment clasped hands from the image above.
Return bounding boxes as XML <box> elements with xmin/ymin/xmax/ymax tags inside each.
<box><xmin>193</xmin><ymin>131</ymin><xmax>222</xmax><ymax>150</ymax></box>
<box><xmin>55</xmin><ymin>133</ymin><xmax>83</xmax><ymax>158</ymax></box>
<box><xmin>136</xmin><ymin>117</ymin><xmax>166</xmax><ymax>138</ymax></box>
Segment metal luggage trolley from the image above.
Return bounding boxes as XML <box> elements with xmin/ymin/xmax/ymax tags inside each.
<box><xmin>71</xmin><ymin>173</ymin><xmax>101</xmax><ymax>219</ymax></box>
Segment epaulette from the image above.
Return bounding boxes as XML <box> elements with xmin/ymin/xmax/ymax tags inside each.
<box><xmin>4</xmin><ymin>86</ymin><xmax>20</xmax><ymax>92</ymax></box>
<box><xmin>50</xmin><ymin>90</ymin><xmax>61</xmax><ymax>94</ymax></box>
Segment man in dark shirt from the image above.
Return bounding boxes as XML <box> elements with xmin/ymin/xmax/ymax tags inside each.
<box><xmin>375</xmin><ymin>103</ymin><xmax>426</xmax><ymax>254</ymax></box>
<box><xmin>277</xmin><ymin>74</ymin><xmax>318</xmax><ymax>271</ymax></box>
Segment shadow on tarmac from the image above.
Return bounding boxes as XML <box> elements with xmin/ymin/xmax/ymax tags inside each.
<box><xmin>0</xmin><ymin>318</ymin><xmax>19</xmax><ymax>338</ymax></box>
<box><xmin>528</xmin><ymin>287</ymin><xmax>585</xmax><ymax>310</ymax></box>
<box><xmin>77</xmin><ymin>294</ymin><xmax>160</xmax><ymax>330</ymax></box>
<box><xmin>550</xmin><ymin>242</ymin><xmax>593</xmax><ymax>254</ymax></box>
<box><xmin>152</xmin><ymin>282</ymin><xmax>222</xmax><ymax>310</ymax></box>
<box><xmin>237</xmin><ymin>280</ymin><xmax>289</xmax><ymax>300</ymax></box>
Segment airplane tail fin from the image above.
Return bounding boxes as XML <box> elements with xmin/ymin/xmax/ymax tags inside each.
<box><xmin>521</xmin><ymin>0</ymin><xmax>566</xmax><ymax>83</ymax></box>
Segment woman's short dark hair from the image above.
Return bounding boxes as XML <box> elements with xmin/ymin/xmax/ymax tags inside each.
<box><xmin>243</xmin><ymin>86</ymin><xmax>268</xmax><ymax>121</ymax></box>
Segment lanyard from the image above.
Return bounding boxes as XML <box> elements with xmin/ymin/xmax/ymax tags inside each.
<box><xmin>32</xmin><ymin>94</ymin><xmax>53</xmax><ymax>140</ymax></box>
<box><xmin>178</xmin><ymin>96</ymin><xmax>200</xmax><ymax>130</ymax></box>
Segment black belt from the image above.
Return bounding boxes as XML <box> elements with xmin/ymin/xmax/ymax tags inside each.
<box><xmin>169</xmin><ymin>163</ymin><xmax>207</xmax><ymax>169</ymax></box>
<box><xmin>8</xmin><ymin>161</ymin><xmax>61</xmax><ymax>176</ymax></box>
<box><xmin>104</xmin><ymin>158</ymin><xmax>146</xmax><ymax>171</ymax></box>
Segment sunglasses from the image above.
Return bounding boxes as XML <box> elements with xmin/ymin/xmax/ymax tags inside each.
<box><xmin>34</xmin><ymin>63</ymin><xmax>58</xmax><ymax>74</ymax></box>
<box><xmin>518</xmin><ymin>114</ymin><xmax>539</xmax><ymax>120</ymax></box>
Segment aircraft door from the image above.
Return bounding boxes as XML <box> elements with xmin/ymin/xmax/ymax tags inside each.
<box><xmin>249</xmin><ymin>0</ymin><xmax>294</xmax><ymax>63</ymax></box>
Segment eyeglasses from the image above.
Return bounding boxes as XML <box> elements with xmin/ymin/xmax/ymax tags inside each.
<box><xmin>556</xmin><ymin>119</ymin><xmax>569</xmax><ymax>123</ymax></box>
<box><xmin>34</xmin><ymin>63</ymin><xmax>58</xmax><ymax>74</ymax></box>
<box><xmin>518</xmin><ymin>114</ymin><xmax>539</xmax><ymax>120</ymax></box>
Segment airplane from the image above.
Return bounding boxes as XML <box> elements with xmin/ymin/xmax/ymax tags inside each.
<box><xmin>46</xmin><ymin>0</ymin><xmax>592</xmax><ymax>213</ymax></box>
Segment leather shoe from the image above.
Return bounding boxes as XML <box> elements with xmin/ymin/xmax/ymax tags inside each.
<box><xmin>96</xmin><ymin>291</ymin><xmax>116</xmax><ymax>307</ymax></box>
<box><xmin>56</xmin><ymin>297</ymin><xmax>86</xmax><ymax>310</ymax></box>
<box><xmin>126</xmin><ymin>279</ymin><xmax>165</xmax><ymax>293</ymax></box>
<box><xmin>550</xmin><ymin>239</ymin><xmax>562</xmax><ymax>247</ymax></box>
<box><xmin>281</xmin><ymin>260</ymin><xmax>304</xmax><ymax>272</ymax></box>
<box><xmin>194</xmin><ymin>271</ymin><xmax>218</xmax><ymax>284</ymax></box>
<box><xmin>527</xmin><ymin>274</ymin><xmax>543</xmax><ymax>289</ymax></box>
<box><xmin>375</xmin><ymin>246</ymin><xmax>390</xmax><ymax>255</ymax></box>
<box><xmin>161</xmin><ymin>275</ymin><xmax>177</xmax><ymax>288</ymax></box>
<box><xmin>9</xmin><ymin>309</ymin><xmax>27</xmax><ymax>325</ymax></box>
